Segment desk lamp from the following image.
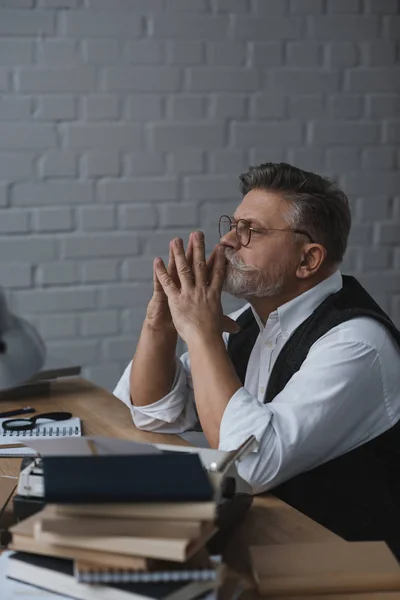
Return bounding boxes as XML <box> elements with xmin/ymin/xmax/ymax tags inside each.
<box><xmin>0</xmin><ymin>287</ymin><xmax>45</xmax><ymax>391</ymax></box>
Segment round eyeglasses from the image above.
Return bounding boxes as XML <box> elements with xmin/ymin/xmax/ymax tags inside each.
<box><xmin>1</xmin><ymin>411</ymin><xmax>72</xmax><ymax>432</ymax></box>
<box><xmin>218</xmin><ymin>215</ymin><xmax>314</xmax><ymax>247</ymax></box>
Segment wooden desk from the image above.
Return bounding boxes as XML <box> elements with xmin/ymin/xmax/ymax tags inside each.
<box><xmin>0</xmin><ymin>378</ymin><xmax>397</xmax><ymax>600</ymax></box>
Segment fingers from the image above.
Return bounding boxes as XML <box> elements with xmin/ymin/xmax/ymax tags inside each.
<box><xmin>186</xmin><ymin>233</ymin><xmax>194</xmax><ymax>268</ymax></box>
<box><xmin>209</xmin><ymin>245</ymin><xmax>227</xmax><ymax>293</ymax></box>
<box><xmin>154</xmin><ymin>258</ymin><xmax>179</xmax><ymax>298</ymax></box>
<box><xmin>167</xmin><ymin>242</ymin><xmax>178</xmax><ymax>285</ymax></box>
<box><xmin>153</xmin><ymin>259</ymin><xmax>164</xmax><ymax>294</ymax></box>
<box><xmin>171</xmin><ymin>238</ymin><xmax>194</xmax><ymax>292</ymax></box>
<box><xmin>192</xmin><ymin>231</ymin><xmax>208</xmax><ymax>286</ymax></box>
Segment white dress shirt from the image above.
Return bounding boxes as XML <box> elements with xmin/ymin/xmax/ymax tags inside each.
<box><xmin>113</xmin><ymin>270</ymin><xmax>400</xmax><ymax>494</ymax></box>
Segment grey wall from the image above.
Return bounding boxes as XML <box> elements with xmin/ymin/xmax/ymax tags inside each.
<box><xmin>0</xmin><ymin>0</ymin><xmax>399</xmax><ymax>391</ymax></box>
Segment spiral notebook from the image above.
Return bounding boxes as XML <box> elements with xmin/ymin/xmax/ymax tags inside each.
<box><xmin>0</xmin><ymin>417</ymin><xmax>82</xmax><ymax>457</ymax></box>
<box><xmin>74</xmin><ymin>561</ymin><xmax>218</xmax><ymax>584</ymax></box>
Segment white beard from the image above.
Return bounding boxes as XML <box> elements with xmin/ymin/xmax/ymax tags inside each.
<box><xmin>223</xmin><ymin>248</ymin><xmax>285</xmax><ymax>298</ymax></box>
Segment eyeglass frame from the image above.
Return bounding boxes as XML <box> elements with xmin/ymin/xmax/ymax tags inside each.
<box><xmin>1</xmin><ymin>411</ymin><xmax>72</xmax><ymax>432</ymax></box>
<box><xmin>218</xmin><ymin>215</ymin><xmax>315</xmax><ymax>247</ymax></box>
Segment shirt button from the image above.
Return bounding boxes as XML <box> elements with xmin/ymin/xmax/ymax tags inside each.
<box><xmin>259</xmin><ymin>386</ymin><xmax>265</xmax><ymax>394</ymax></box>
<box><xmin>265</xmin><ymin>341</ymin><xmax>273</xmax><ymax>348</ymax></box>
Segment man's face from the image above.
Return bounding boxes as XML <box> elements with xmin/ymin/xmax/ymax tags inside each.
<box><xmin>220</xmin><ymin>189</ymin><xmax>303</xmax><ymax>299</ymax></box>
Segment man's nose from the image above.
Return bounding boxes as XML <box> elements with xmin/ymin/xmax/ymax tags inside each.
<box><xmin>219</xmin><ymin>228</ymin><xmax>240</xmax><ymax>249</ymax></box>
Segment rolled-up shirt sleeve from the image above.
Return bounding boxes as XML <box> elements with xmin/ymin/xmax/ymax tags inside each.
<box><xmin>113</xmin><ymin>355</ymin><xmax>198</xmax><ymax>434</ymax></box>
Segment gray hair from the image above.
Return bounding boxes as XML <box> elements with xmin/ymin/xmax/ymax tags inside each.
<box><xmin>239</xmin><ymin>162</ymin><xmax>351</xmax><ymax>264</ymax></box>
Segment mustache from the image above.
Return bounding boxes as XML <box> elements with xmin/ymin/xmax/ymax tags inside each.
<box><xmin>224</xmin><ymin>248</ymin><xmax>261</xmax><ymax>273</ymax></box>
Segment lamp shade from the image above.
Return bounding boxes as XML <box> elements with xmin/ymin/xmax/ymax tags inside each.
<box><xmin>0</xmin><ymin>288</ymin><xmax>46</xmax><ymax>391</ymax></box>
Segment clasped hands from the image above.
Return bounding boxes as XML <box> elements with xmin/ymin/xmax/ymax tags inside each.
<box><xmin>148</xmin><ymin>231</ymin><xmax>240</xmax><ymax>344</ymax></box>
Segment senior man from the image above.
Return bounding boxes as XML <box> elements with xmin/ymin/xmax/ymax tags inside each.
<box><xmin>114</xmin><ymin>162</ymin><xmax>400</xmax><ymax>553</ymax></box>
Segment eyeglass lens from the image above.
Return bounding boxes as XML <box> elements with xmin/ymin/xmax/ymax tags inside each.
<box><xmin>219</xmin><ymin>216</ymin><xmax>250</xmax><ymax>246</ymax></box>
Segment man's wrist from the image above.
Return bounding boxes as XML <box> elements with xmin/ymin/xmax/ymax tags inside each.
<box><xmin>143</xmin><ymin>318</ymin><xmax>177</xmax><ymax>339</ymax></box>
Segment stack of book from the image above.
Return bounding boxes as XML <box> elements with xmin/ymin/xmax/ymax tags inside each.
<box><xmin>7</xmin><ymin>501</ymin><xmax>221</xmax><ymax>600</ymax></box>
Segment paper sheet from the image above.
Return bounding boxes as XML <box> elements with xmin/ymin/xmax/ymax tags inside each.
<box><xmin>0</xmin><ymin>551</ymin><xmax>61</xmax><ymax>600</ymax></box>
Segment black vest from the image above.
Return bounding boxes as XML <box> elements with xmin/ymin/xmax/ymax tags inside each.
<box><xmin>228</xmin><ymin>275</ymin><xmax>400</xmax><ymax>555</ymax></box>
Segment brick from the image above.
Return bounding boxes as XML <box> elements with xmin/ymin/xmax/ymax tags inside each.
<box><xmin>84</xmin><ymin>95</ymin><xmax>119</xmax><ymax>120</ymax></box>
<box><xmin>347</xmin><ymin>225</ymin><xmax>373</xmax><ymax>245</ymax></box>
<box><xmin>81</xmin><ymin>260</ymin><xmax>119</xmax><ymax>283</ymax></box>
<box><xmin>82</xmin><ymin>153</ymin><xmax>120</xmax><ymax>177</ymax></box>
<box><xmin>327</xmin><ymin>0</ymin><xmax>360</xmax><ymax>12</ymax></box>
<box><xmin>365</xmin><ymin>0</ymin><xmax>398</xmax><ymax>12</ymax></box>
<box><xmin>160</xmin><ymin>203</ymin><xmax>198</xmax><ymax>227</ymax></box>
<box><xmin>13</xmin><ymin>182</ymin><xmax>93</xmax><ymax>206</ymax></box>
<box><xmin>286</xmin><ymin>43</ymin><xmax>321</xmax><ymax>67</ymax></box>
<box><xmin>66</xmin><ymin>124</ymin><xmax>141</xmax><ymax>150</ymax></box>
<box><xmin>103</xmin><ymin>337</ymin><xmax>137</xmax><ymax>361</ymax></box>
<box><xmin>325</xmin><ymin>42</ymin><xmax>359</xmax><ymax>67</ymax></box>
<box><xmin>250</xmin><ymin>94</ymin><xmax>286</xmax><ymax>118</ymax></box>
<box><xmin>120</xmin><ymin>307</ymin><xmax>147</xmax><ymax>333</ymax></box>
<box><xmin>209</xmin><ymin>94</ymin><xmax>246</xmax><ymax>118</ymax></box>
<box><xmin>289</xmin><ymin>0</ymin><xmax>323</xmax><ymax>13</ymax></box>
<box><xmin>345</xmin><ymin>69</ymin><xmax>400</xmax><ymax>92</ymax></box>
<box><xmin>84</xmin><ymin>363</ymin><xmax>123</xmax><ymax>393</ymax></box>
<box><xmin>0</xmin><ymin>40</ymin><xmax>32</xmax><ymax>65</ymax></box>
<box><xmin>81</xmin><ymin>311</ymin><xmax>119</xmax><ymax>336</ymax></box>
<box><xmin>39</xmin><ymin>152</ymin><xmax>77</xmax><ymax>178</ymax></box>
<box><xmin>36</xmin><ymin>96</ymin><xmax>76</xmax><ymax>120</ymax></box>
<box><xmin>251</xmin><ymin>42</ymin><xmax>283</xmax><ymax>67</ymax></box>
<box><xmin>357</xmin><ymin>197</ymin><xmax>392</xmax><ymax>221</ymax></box>
<box><xmin>0</xmin><ymin>69</ymin><xmax>8</xmax><ymax>91</ymax></box>
<box><xmin>360</xmin><ymin>42</ymin><xmax>397</xmax><ymax>66</ymax></box>
<box><xmin>0</xmin><ymin>264</ymin><xmax>31</xmax><ymax>288</ymax></box>
<box><xmin>128</xmin><ymin>95</ymin><xmax>163</xmax><ymax>120</ymax></box>
<box><xmin>61</xmin><ymin>234</ymin><xmax>139</xmax><ymax>259</ymax></box>
<box><xmin>326</xmin><ymin>148</ymin><xmax>360</xmax><ymax>171</ymax></box>
<box><xmin>0</xmin><ymin>238</ymin><xmax>56</xmax><ymax>263</ymax></box>
<box><xmin>146</xmin><ymin>230</ymin><xmax>194</xmax><ymax>256</ymax></box>
<box><xmin>168</xmin><ymin>149</ymin><xmax>203</xmax><ymax>173</ymax></box>
<box><xmin>187</xmin><ymin>67</ymin><xmax>259</xmax><ymax>91</ymax></box>
<box><xmin>367</xmin><ymin>95</ymin><xmax>400</xmax><ymax>118</ymax></box>
<box><xmin>344</xmin><ymin>173</ymin><xmax>400</xmax><ymax>195</ymax></box>
<box><xmin>18</xmin><ymin>68</ymin><xmax>95</xmax><ymax>93</ymax></box>
<box><xmin>232</xmin><ymin>121</ymin><xmax>303</xmax><ymax>147</ymax></box>
<box><xmin>38</xmin><ymin>0</ymin><xmax>80</xmax><ymax>6</ymax></box>
<box><xmin>0</xmin><ymin>210</ymin><xmax>30</xmax><ymax>234</ymax></box>
<box><xmin>206</xmin><ymin>42</ymin><xmax>245</xmax><ymax>66</ymax></box>
<box><xmin>233</xmin><ymin>17</ymin><xmax>304</xmax><ymax>39</ymax></box>
<box><xmin>359</xmin><ymin>248</ymin><xmax>391</xmax><ymax>272</ymax></box>
<box><xmin>288</xmin><ymin>148</ymin><xmax>325</xmax><ymax>172</ymax></box>
<box><xmin>200</xmin><ymin>200</ymin><xmax>239</xmax><ymax>226</ymax></box>
<box><xmin>251</xmin><ymin>0</ymin><xmax>287</xmax><ymax>14</ymax></box>
<box><xmin>384</xmin><ymin>121</ymin><xmax>400</xmax><ymax>143</ymax></box>
<box><xmin>208</xmin><ymin>150</ymin><xmax>248</xmax><ymax>174</ymax></box>
<box><xmin>119</xmin><ymin>205</ymin><xmax>158</xmax><ymax>229</ymax></box>
<box><xmin>310</xmin><ymin>122</ymin><xmax>379</xmax><ymax>145</ymax></box>
<box><xmin>31</xmin><ymin>314</ymin><xmax>78</xmax><ymax>341</ymax></box>
<box><xmin>152</xmin><ymin>15</ymin><xmax>228</xmax><ymax>38</ymax></box>
<box><xmin>83</xmin><ymin>40</ymin><xmax>121</xmax><ymax>64</ymax></box>
<box><xmin>32</xmin><ymin>208</ymin><xmax>73</xmax><ymax>232</ymax></box>
<box><xmin>124</xmin><ymin>41</ymin><xmax>164</xmax><ymax>65</ymax></box>
<box><xmin>0</xmin><ymin>124</ymin><xmax>56</xmax><ymax>149</ymax></box>
<box><xmin>64</xmin><ymin>11</ymin><xmax>141</xmax><ymax>37</ymax></box>
<box><xmin>328</xmin><ymin>95</ymin><xmax>363</xmax><ymax>119</ymax></box>
<box><xmin>126</xmin><ymin>152</ymin><xmax>164</xmax><ymax>176</ymax></box>
<box><xmin>0</xmin><ymin>153</ymin><xmax>32</xmax><ymax>179</ymax></box>
<box><xmin>36</xmin><ymin>262</ymin><xmax>78</xmax><ymax>286</ymax></box>
<box><xmin>167</xmin><ymin>41</ymin><xmax>203</xmax><ymax>65</ymax></box>
<box><xmin>105</xmin><ymin>67</ymin><xmax>181</xmax><ymax>91</ymax></box>
<box><xmin>212</xmin><ymin>0</ymin><xmax>247</xmax><ymax>10</ymax></box>
<box><xmin>121</xmin><ymin>258</ymin><xmax>155</xmax><ymax>281</ymax></box>
<box><xmin>37</xmin><ymin>40</ymin><xmax>83</xmax><ymax>67</ymax></box>
<box><xmin>100</xmin><ymin>283</ymin><xmax>152</xmax><ymax>308</ymax></box>
<box><xmin>288</xmin><ymin>95</ymin><xmax>325</xmax><ymax>119</ymax></box>
<box><xmin>46</xmin><ymin>340</ymin><xmax>99</xmax><ymax>365</ymax></box>
<box><xmin>150</xmin><ymin>122</ymin><xmax>225</xmax><ymax>149</ymax></box>
<box><xmin>359</xmin><ymin>273</ymin><xmax>400</xmax><ymax>294</ymax></box>
<box><xmin>376</xmin><ymin>223</ymin><xmax>400</xmax><ymax>245</ymax></box>
<box><xmin>166</xmin><ymin>0</ymin><xmax>207</xmax><ymax>9</ymax></box>
<box><xmin>0</xmin><ymin>184</ymin><xmax>7</xmax><ymax>207</ymax></box>
<box><xmin>184</xmin><ymin>175</ymin><xmax>237</xmax><ymax>200</ymax></box>
<box><xmin>86</xmin><ymin>0</ymin><xmax>163</xmax><ymax>9</ymax></box>
<box><xmin>309</xmin><ymin>17</ymin><xmax>379</xmax><ymax>40</ymax></box>
<box><xmin>362</xmin><ymin>148</ymin><xmax>396</xmax><ymax>170</ymax></box>
<box><xmin>167</xmin><ymin>95</ymin><xmax>205</xmax><ymax>120</ymax></box>
<box><xmin>0</xmin><ymin>97</ymin><xmax>30</xmax><ymax>120</ymax></box>
<box><xmin>383</xmin><ymin>16</ymin><xmax>400</xmax><ymax>38</ymax></box>
<box><xmin>248</xmin><ymin>147</ymin><xmax>288</xmax><ymax>166</ymax></box>
<box><xmin>99</xmin><ymin>178</ymin><xmax>178</xmax><ymax>203</ymax></box>
<box><xmin>272</xmin><ymin>70</ymin><xmax>340</xmax><ymax>93</ymax></box>
<box><xmin>0</xmin><ymin>10</ymin><xmax>54</xmax><ymax>36</ymax></box>
<box><xmin>78</xmin><ymin>206</ymin><xmax>116</xmax><ymax>231</ymax></box>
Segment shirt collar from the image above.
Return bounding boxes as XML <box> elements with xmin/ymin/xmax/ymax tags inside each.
<box><xmin>251</xmin><ymin>270</ymin><xmax>343</xmax><ymax>338</ymax></box>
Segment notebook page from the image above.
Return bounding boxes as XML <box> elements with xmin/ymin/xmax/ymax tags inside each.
<box><xmin>0</xmin><ymin>417</ymin><xmax>82</xmax><ymax>456</ymax></box>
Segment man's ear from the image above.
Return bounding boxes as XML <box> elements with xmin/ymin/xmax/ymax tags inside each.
<box><xmin>296</xmin><ymin>244</ymin><xmax>327</xmax><ymax>279</ymax></box>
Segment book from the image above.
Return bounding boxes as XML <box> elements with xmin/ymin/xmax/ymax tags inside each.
<box><xmin>6</xmin><ymin>551</ymin><xmax>216</xmax><ymax>600</ymax></box>
<box><xmin>54</xmin><ymin>501</ymin><xmax>216</xmax><ymax>522</ymax></box>
<box><xmin>250</xmin><ymin>542</ymin><xmax>400</xmax><ymax>596</ymax></box>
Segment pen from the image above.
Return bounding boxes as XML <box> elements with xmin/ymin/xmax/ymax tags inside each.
<box><xmin>0</xmin><ymin>407</ymin><xmax>36</xmax><ymax>418</ymax></box>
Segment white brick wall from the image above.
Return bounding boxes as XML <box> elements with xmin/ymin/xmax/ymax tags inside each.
<box><xmin>0</xmin><ymin>2</ymin><xmax>399</xmax><ymax>391</ymax></box>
